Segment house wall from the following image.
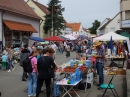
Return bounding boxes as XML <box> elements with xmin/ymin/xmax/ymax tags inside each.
<box><xmin>73</xmin><ymin>31</ymin><xmax>78</xmax><ymax>35</ymax></box>
<box><xmin>97</xmin><ymin>29</ymin><xmax>105</xmax><ymax>36</ymax></box>
<box><xmin>61</xmin><ymin>27</ymin><xmax>72</xmax><ymax>35</ymax></box>
<box><xmin>86</xmin><ymin>32</ymin><xmax>91</xmax><ymax>37</ymax></box>
<box><xmin>106</xmin><ymin>13</ymin><xmax>121</xmax><ymax>33</ymax></box>
<box><xmin>3</xmin><ymin>11</ymin><xmax>40</xmax><ymax>46</ymax></box>
<box><xmin>97</xmin><ymin>19</ymin><xmax>110</xmax><ymax>35</ymax></box>
<box><xmin>120</xmin><ymin>0</ymin><xmax>130</xmax><ymax>11</ymax></box>
<box><xmin>27</xmin><ymin>0</ymin><xmax>50</xmax><ymax>38</ymax></box>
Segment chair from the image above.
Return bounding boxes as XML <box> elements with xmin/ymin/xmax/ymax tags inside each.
<box><xmin>100</xmin><ymin>74</ymin><xmax>119</xmax><ymax>97</ymax></box>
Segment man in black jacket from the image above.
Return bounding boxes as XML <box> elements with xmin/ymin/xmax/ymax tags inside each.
<box><xmin>20</xmin><ymin>44</ymin><xmax>30</xmax><ymax>81</ymax></box>
<box><xmin>36</xmin><ymin>49</ymin><xmax>56</xmax><ymax>97</ymax></box>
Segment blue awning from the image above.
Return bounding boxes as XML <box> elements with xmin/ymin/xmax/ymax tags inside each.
<box><xmin>29</xmin><ymin>37</ymin><xmax>45</xmax><ymax>42</ymax></box>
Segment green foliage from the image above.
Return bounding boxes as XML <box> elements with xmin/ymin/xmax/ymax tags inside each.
<box><xmin>43</xmin><ymin>0</ymin><xmax>65</xmax><ymax>36</ymax></box>
<box><xmin>89</xmin><ymin>20</ymin><xmax>101</xmax><ymax>34</ymax></box>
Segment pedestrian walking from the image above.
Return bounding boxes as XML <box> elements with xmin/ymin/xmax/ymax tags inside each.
<box><xmin>66</xmin><ymin>44</ymin><xmax>70</xmax><ymax>58</ymax></box>
<box><xmin>59</xmin><ymin>42</ymin><xmax>64</xmax><ymax>54</ymax></box>
<box><xmin>20</xmin><ymin>44</ymin><xmax>30</xmax><ymax>81</ymax></box>
<box><xmin>7</xmin><ymin>46</ymin><xmax>15</xmax><ymax>72</ymax></box>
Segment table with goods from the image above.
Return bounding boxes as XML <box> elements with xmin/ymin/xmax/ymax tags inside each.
<box><xmin>55</xmin><ymin>57</ymin><xmax>94</xmax><ymax>97</ymax></box>
<box><xmin>104</xmin><ymin>52</ymin><xmax>126</xmax><ymax>75</ymax></box>
<box><xmin>86</xmin><ymin>49</ymin><xmax>126</xmax><ymax>76</ymax></box>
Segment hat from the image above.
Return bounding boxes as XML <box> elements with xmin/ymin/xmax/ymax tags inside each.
<box><xmin>36</xmin><ymin>46</ymin><xmax>43</xmax><ymax>50</ymax></box>
<box><xmin>93</xmin><ymin>41</ymin><xmax>102</xmax><ymax>47</ymax></box>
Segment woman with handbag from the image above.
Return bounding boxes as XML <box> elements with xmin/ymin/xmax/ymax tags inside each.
<box><xmin>36</xmin><ymin>49</ymin><xmax>56</xmax><ymax>97</ymax></box>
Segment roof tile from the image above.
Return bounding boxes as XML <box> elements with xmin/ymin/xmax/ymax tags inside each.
<box><xmin>33</xmin><ymin>1</ymin><xmax>50</xmax><ymax>15</ymax></box>
<box><xmin>66</xmin><ymin>23</ymin><xmax>81</xmax><ymax>32</ymax></box>
<box><xmin>0</xmin><ymin>0</ymin><xmax>40</xmax><ymax>19</ymax></box>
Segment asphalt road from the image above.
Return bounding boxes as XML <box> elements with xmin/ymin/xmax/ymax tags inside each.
<box><xmin>0</xmin><ymin>52</ymin><xmax>127</xmax><ymax>97</ymax></box>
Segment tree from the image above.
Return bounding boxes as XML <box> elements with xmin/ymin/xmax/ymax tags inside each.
<box><xmin>43</xmin><ymin>0</ymin><xmax>65</xmax><ymax>36</ymax></box>
<box><xmin>89</xmin><ymin>20</ymin><xmax>101</xmax><ymax>34</ymax></box>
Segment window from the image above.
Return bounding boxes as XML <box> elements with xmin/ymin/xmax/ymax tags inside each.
<box><xmin>31</xmin><ymin>7</ymin><xmax>35</xmax><ymax>11</ymax></box>
<box><xmin>110</xmin><ymin>27</ymin><xmax>115</xmax><ymax>32</ymax></box>
<box><xmin>125</xmin><ymin>11</ymin><xmax>130</xmax><ymax>20</ymax></box>
<box><xmin>118</xmin><ymin>19</ymin><xmax>120</xmax><ymax>23</ymax></box>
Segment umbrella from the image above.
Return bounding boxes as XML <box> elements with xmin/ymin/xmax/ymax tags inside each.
<box><xmin>29</xmin><ymin>37</ymin><xmax>45</xmax><ymax>42</ymax></box>
<box><xmin>44</xmin><ymin>36</ymin><xmax>64</xmax><ymax>41</ymax></box>
<box><xmin>58</xmin><ymin>36</ymin><xmax>69</xmax><ymax>40</ymax></box>
<box><xmin>110</xmin><ymin>36</ymin><xmax>113</xmax><ymax>54</ymax></box>
<box><xmin>64</xmin><ymin>34</ymin><xmax>77</xmax><ymax>40</ymax></box>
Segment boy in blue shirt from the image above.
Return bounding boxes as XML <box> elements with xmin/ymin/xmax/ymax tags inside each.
<box><xmin>1</xmin><ymin>53</ymin><xmax>7</xmax><ymax>70</ymax></box>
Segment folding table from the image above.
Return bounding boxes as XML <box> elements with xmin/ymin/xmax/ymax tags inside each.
<box><xmin>56</xmin><ymin>79</ymin><xmax>82</xmax><ymax>97</ymax></box>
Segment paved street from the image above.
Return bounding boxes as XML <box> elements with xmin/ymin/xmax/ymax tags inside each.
<box><xmin>0</xmin><ymin>52</ymin><xmax>127</xmax><ymax>97</ymax></box>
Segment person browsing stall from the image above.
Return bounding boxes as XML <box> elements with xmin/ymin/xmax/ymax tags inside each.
<box><xmin>93</xmin><ymin>41</ymin><xmax>105</xmax><ymax>89</ymax></box>
<box><xmin>36</xmin><ymin>49</ymin><xmax>56</xmax><ymax>97</ymax></box>
<box><xmin>28</xmin><ymin>50</ymin><xmax>38</xmax><ymax>97</ymax></box>
<box><xmin>36</xmin><ymin>46</ymin><xmax>43</xmax><ymax>59</ymax></box>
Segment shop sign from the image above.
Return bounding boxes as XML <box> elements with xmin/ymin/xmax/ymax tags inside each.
<box><xmin>121</xmin><ymin>20</ymin><xmax>130</xmax><ymax>28</ymax></box>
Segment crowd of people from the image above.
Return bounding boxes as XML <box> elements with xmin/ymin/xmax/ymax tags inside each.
<box><xmin>0</xmin><ymin>46</ymin><xmax>15</xmax><ymax>72</ymax></box>
<box><xmin>0</xmin><ymin>38</ymin><xmax>129</xmax><ymax>97</ymax></box>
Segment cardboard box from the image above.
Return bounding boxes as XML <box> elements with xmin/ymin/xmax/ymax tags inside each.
<box><xmin>116</xmin><ymin>69</ymin><xmax>126</xmax><ymax>75</ymax></box>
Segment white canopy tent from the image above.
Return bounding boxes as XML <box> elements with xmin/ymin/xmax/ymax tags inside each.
<box><xmin>93</xmin><ymin>31</ymin><xmax>130</xmax><ymax>52</ymax></box>
<box><xmin>63</xmin><ymin>34</ymin><xmax>77</xmax><ymax>40</ymax></box>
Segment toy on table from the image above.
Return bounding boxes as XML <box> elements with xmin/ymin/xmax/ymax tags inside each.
<box><xmin>70</xmin><ymin>73</ymin><xmax>76</xmax><ymax>84</ymax></box>
<box><xmin>70</xmin><ymin>60</ymin><xmax>75</xmax><ymax>66</ymax></box>
<box><xmin>85</xmin><ymin>60</ymin><xmax>90</xmax><ymax>67</ymax></box>
<box><xmin>79</xmin><ymin>65</ymin><xmax>86</xmax><ymax>72</ymax></box>
<box><xmin>67</xmin><ymin>77</ymin><xmax>71</xmax><ymax>84</ymax></box>
<box><xmin>76</xmin><ymin>68</ymin><xmax>82</xmax><ymax>81</ymax></box>
<box><xmin>120</xmin><ymin>52</ymin><xmax>124</xmax><ymax>58</ymax></box>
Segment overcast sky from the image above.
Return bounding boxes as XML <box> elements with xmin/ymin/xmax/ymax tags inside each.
<box><xmin>31</xmin><ymin>0</ymin><xmax>120</xmax><ymax>28</ymax></box>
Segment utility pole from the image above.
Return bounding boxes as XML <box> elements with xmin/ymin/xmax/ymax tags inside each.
<box><xmin>52</xmin><ymin>5</ymin><xmax>53</xmax><ymax>36</ymax></box>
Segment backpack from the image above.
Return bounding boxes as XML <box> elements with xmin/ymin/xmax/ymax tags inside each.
<box><xmin>22</xmin><ymin>57</ymin><xmax>34</xmax><ymax>73</ymax></box>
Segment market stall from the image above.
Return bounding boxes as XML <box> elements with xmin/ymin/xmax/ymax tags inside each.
<box><xmin>63</xmin><ymin>34</ymin><xmax>77</xmax><ymax>40</ymax></box>
<box><xmin>55</xmin><ymin>58</ymin><xmax>94</xmax><ymax>97</ymax></box>
<box><xmin>93</xmin><ymin>31</ymin><xmax>130</xmax><ymax>52</ymax></box>
<box><xmin>44</xmin><ymin>36</ymin><xmax>65</xmax><ymax>41</ymax></box>
<box><xmin>58</xmin><ymin>36</ymin><xmax>70</xmax><ymax>40</ymax></box>
<box><xmin>93</xmin><ymin>32</ymin><xmax>128</xmax><ymax>75</ymax></box>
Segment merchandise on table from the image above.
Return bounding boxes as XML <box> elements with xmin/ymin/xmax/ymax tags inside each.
<box><xmin>116</xmin><ymin>68</ymin><xmax>126</xmax><ymax>75</ymax></box>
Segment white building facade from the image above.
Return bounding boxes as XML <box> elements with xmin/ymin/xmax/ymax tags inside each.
<box><xmin>97</xmin><ymin>13</ymin><xmax>121</xmax><ymax>35</ymax></box>
<box><xmin>120</xmin><ymin>0</ymin><xmax>130</xmax><ymax>33</ymax></box>
<box><xmin>61</xmin><ymin>27</ymin><xmax>72</xmax><ymax>35</ymax></box>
